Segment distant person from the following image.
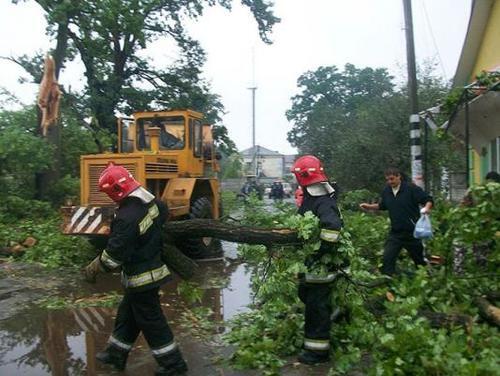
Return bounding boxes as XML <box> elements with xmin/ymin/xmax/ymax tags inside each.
<box><xmin>294</xmin><ymin>186</ymin><xmax>304</xmax><ymax>207</ymax></box>
<box><xmin>359</xmin><ymin>167</ymin><xmax>433</xmax><ymax>276</ymax></box>
<box><xmin>271</xmin><ymin>181</ymin><xmax>284</xmax><ymax>200</ymax></box>
<box><xmin>241</xmin><ymin>176</ymin><xmax>262</xmax><ymax>199</ymax></box>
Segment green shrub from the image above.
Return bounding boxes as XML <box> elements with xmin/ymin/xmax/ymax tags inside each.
<box><xmin>46</xmin><ymin>174</ymin><xmax>81</xmax><ymax>206</ymax></box>
<box><xmin>0</xmin><ymin>196</ymin><xmax>53</xmax><ymax>222</ymax></box>
<box><xmin>0</xmin><ymin>216</ymin><xmax>95</xmax><ymax>268</ymax></box>
<box><xmin>340</xmin><ymin>189</ymin><xmax>379</xmax><ymax>211</ymax></box>
<box><xmin>224</xmin><ymin>195</ymin><xmax>499</xmax><ymax>375</ymax></box>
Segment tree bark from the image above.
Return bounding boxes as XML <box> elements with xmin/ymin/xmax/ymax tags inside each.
<box><xmin>419</xmin><ymin>310</ymin><xmax>473</xmax><ymax>331</ymax></box>
<box><xmin>165</xmin><ymin>219</ymin><xmax>300</xmax><ymax>245</ymax></box>
<box><xmin>161</xmin><ymin>243</ymin><xmax>199</xmax><ymax>280</ymax></box>
<box><xmin>365</xmin><ymin>296</ymin><xmax>473</xmax><ymax>330</ymax></box>
<box><xmin>36</xmin><ymin>17</ymin><xmax>68</xmax><ymax>200</ymax></box>
<box><xmin>474</xmin><ymin>297</ymin><xmax>500</xmax><ymax>328</ymax></box>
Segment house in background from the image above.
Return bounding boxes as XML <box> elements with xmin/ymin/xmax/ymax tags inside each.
<box><xmin>240</xmin><ymin>145</ymin><xmax>285</xmax><ymax>178</ymax></box>
<box><xmin>446</xmin><ymin>0</ymin><xmax>500</xmax><ymax>185</ymax></box>
<box><xmin>240</xmin><ymin>146</ymin><xmax>297</xmax><ymax>180</ymax></box>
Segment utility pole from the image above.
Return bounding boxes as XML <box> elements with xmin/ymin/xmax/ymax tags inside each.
<box><xmin>248</xmin><ymin>47</ymin><xmax>258</xmax><ymax>176</ymax></box>
<box><xmin>248</xmin><ymin>86</ymin><xmax>257</xmax><ymax>175</ymax></box>
<box><xmin>402</xmin><ymin>0</ymin><xmax>424</xmax><ymax>189</ymax></box>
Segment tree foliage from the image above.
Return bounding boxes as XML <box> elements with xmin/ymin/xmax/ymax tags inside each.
<box><xmin>0</xmin><ymin>92</ymin><xmax>104</xmax><ymax>204</ymax></box>
<box><xmin>0</xmin><ymin>106</ymin><xmax>52</xmax><ymax>197</ymax></box>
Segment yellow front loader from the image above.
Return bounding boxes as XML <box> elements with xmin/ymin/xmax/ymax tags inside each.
<box><xmin>61</xmin><ymin>109</ymin><xmax>221</xmax><ymax>259</ymax></box>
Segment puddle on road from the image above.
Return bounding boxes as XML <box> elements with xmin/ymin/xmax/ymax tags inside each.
<box><xmin>0</xmin><ymin>242</ymin><xmax>254</xmax><ymax>376</ymax></box>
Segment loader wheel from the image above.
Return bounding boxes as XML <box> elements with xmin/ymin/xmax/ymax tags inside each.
<box><xmin>175</xmin><ymin>197</ymin><xmax>223</xmax><ymax>261</ymax></box>
<box><xmin>87</xmin><ymin>235</ymin><xmax>108</xmax><ymax>250</ymax></box>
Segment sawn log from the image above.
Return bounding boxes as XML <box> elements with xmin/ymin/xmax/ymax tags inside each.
<box><xmin>474</xmin><ymin>296</ymin><xmax>500</xmax><ymax>328</ymax></box>
<box><xmin>165</xmin><ymin>219</ymin><xmax>300</xmax><ymax>245</ymax></box>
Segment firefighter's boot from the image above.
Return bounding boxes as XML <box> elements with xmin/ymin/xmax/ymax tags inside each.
<box><xmin>96</xmin><ymin>345</ymin><xmax>128</xmax><ymax>371</ymax></box>
<box><xmin>155</xmin><ymin>349</ymin><xmax>188</xmax><ymax>375</ymax></box>
<box><xmin>298</xmin><ymin>349</ymin><xmax>330</xmax><ymax>365</ymax></box>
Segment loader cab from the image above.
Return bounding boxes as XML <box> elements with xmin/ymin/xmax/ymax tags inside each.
<box><xmin>117</xmin><ymin>110</ymin><xmax>218</xmax><ymax>176</ymax></box>
<box><xmin>118</xmin><ymin>111</ymin><xmax>199</xmax><ymax>153</ymax></box>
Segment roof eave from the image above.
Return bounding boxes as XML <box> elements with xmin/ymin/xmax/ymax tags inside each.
<box><xmin>453</xmin><ymin>0</ymin><xmax>494</xmax><ymax>87</ymax></box>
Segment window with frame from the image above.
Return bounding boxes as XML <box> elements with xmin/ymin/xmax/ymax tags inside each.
<box><xmin>136</xmin><ymin>116</ymin><xmax>185</xmax><ymax>151</ymax></box>
<box><xmin>491</xmin><ymin>137</ymin><xmax>499</xmax><ymax>173</ymax></box>
<box><xmin>120</xmin><ymin>119</ymin><xmax>134</xmax><ymax>152</ymax></box>
<box><xmin>192</xmin><ymin>119</ymin><xmax>203</xmax><ymax>157</ymax></box>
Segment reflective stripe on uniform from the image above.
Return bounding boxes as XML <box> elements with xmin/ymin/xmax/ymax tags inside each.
<box><xmin>101</xmin><ymin>250</ymin><xmax>122</xmax><ymax>269</ymax></box>
<box><xmin>320</xmin><ymin>229</ymin><xmax>340</xmax><ymax>242</ymax></box>
<box><xmin>304</xmin><ymin>338</ymin><xmax>330</xmax><ymax>351</ymax></box>
<box><xmin>109</xmin><ymin>335</ymin><xmax>133</xmax><ymax>351</ymax></box>
<box><xmin>305</xmin><ymin>273</ymin><xmax>338</xmax><ymax>283</ymax></box>
<box><xmin>122</xmin><ymin>265</ymin><xmax>170</xmax><ymax>288</ymax></box>
<box><xmin>151</xmin><ymin>341</ymin><xmax>177</xmax><ymax>356</ymax></box>
<box><xmin>138</xmin><ymin>204</ymin><xmax>160</xmax><ymax>235</ymax></box>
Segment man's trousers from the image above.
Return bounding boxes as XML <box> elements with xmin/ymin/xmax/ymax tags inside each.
<box><xmin>382</xmin><ymin>231</ymin><xmax>427</xmax><ymax>275</ymax></box>
<box><xmin>108</xmin><ymin>287</ymin><xmax>178</xmax><ymax>358</ymax></box>
<box><xmin>299</xmin><ymin>279</ymin><xmax>332</xmax><ymax>353</ymax></box>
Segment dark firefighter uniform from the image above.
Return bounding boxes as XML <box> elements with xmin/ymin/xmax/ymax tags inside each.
<box><xmin>298</xmin><ymin>189</ymin><xmax>344</xmax><ymax>356</ymax></box>
<box><xmin>99</xmin><ymin>197</ymin><xmax>179</xmax><ymax>364</ymax></box>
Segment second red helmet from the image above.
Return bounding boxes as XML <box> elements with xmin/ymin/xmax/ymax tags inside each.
<box><xmin>98</xmin><ymin>163</ymin><xmax>140</xmax><ymax>202</ymax></box>
<box><xmin>291</xmin><ymin>155</ymin><xmax>328</xmax><ymax>187</ymax></box>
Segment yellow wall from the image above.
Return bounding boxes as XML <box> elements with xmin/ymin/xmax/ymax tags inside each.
<box><xmin>469</xmin><ymin>1</ymin><xmax>500</xmax><ymax>183</ymax></box>
<box><xmin>471</xmin><ymin>1</ymin><xmax>500</xmax><ymax>78</ymax></box>
<box><xmin>472</xmin><ymin>150</ymin><xmax>481</xmax><ymax>184</ymax></box>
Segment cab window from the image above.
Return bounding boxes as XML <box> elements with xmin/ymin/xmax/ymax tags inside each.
<box><xmin>136</xmin><ymin>116</ymin><xmax>185</xmax><ymax>150</ymax></box>
<box><xmin>119</xmin><ymin>119</ymin><xmax>134</xmax><ymax>152</ymax></box>
<box><xmin>192</xmin><ymin>119</ymin><xmax>202</xmax><ymax>157</ymax></box>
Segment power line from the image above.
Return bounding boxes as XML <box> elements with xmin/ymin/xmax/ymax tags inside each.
<box><xmin>420</xmin><ymin>0</ymin><xmax>448</xmax><ymax>80</ymax></box>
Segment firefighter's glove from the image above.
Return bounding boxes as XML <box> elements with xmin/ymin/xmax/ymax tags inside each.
<box><xmin>83</xmin><ymin>255</ymin><xmax>104</xmax><ymax>283</ymax></box>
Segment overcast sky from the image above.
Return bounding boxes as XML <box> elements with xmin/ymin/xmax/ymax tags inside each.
<box><xmin>0</xmin><ymin>0</ymin><xmax>471</xmax><ymax>154</ymax></box>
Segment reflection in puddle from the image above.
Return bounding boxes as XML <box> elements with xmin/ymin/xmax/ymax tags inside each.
<box><xmin>0</xmin><ymin>242</ymin><xmax>252</xmax><ymax>375</ymax></box>
<box><xmin>223</xmin><ymin>264</ymin><xmax>252</xmax><ymax>319</ymax></box>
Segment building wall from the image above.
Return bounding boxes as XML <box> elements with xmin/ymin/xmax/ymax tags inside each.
<box><xmin>469</xmin><ymin>2</ymin><xmax>500</xmax><ymax>184</ymax></box>
<box><xmin>259</xmin><ymin>156</ymin><xmax>284</xmax><ymax>178</ymax></box>
<box><xmin>242</xmin><ymin>155</ymin><xmax>284</xmax><ymax>178</ymax></box>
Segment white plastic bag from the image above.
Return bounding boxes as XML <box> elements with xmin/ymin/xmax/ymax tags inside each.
<box><xmin>413</xmin><ymin>214</ymin><xmax>433</xmax><ymax>239</ymax></box>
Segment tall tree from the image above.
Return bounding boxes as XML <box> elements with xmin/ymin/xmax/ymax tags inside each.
<box><xmin>286</xmin><ymin>63</ymin><xmax>455</xmax><ymax>192</ymax></box>
<box><xmin>15</xmin><ymin>0</ymin><xmax>279</xmax><ymax>133</ymax></box>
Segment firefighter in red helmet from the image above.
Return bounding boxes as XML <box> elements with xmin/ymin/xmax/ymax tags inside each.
<box><xmin>83</xmin><ymin>163</ymin><xmax>188</xmax><ymax>375</ymax></box>
<box><xmin>291</xmin><ymin>155</ymin><xmax>345</xmax><ymax>365</ymax></box>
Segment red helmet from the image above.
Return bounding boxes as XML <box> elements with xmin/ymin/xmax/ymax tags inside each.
<box><xmin>291</xmin><ymin>155</ymin><xmax>328</xmax><ymax>187</ymax></box>
<box><xmin>98</xmin><ymin>163</ymin><xmax>140</xmax><ymax>202</ymax></box>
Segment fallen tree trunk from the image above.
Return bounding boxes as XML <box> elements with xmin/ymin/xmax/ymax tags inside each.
<box><xmin>419</xmin><ymin>310</ymin><xmax>473</xmax><ymax>331</ymax></box>
<box><xmin>365</xmin><ymin>296</ymin><xmax>473</xmax><ymax>330</ymax></box>
<box><xmin>165</xmin><ymin>219</ymin><xmax>300</xmax><ymax>245</ymax></box>
<box><xmin>161</xmin><ymin>243</ymin><xmax>199</xmax><ymax>280</ymax></box>
<box><xmin>484</xmin><ymin>291</ymin><xmax>500</xmax><ymax>303</ymax></box>
<box><xmin>474</xmin><ymin>296</ymin><xmax>500</xmax><ymax>328</ymax></box>
<box><xmin>161</xmin><ymin>219</ymin><xmax>300</xmax><ymax>279</ymax></box>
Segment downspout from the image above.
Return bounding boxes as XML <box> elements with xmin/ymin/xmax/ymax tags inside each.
<box><xmin>464</xmin><ymin>91</ymin><xmax>470</xmax><ymax>188</ymax></box>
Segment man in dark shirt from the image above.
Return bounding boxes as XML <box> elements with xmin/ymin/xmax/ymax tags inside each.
<box><xmin>359</xmin><ymin>167</ymin><xmax>433</xmax><ymax>275</ymax></box>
